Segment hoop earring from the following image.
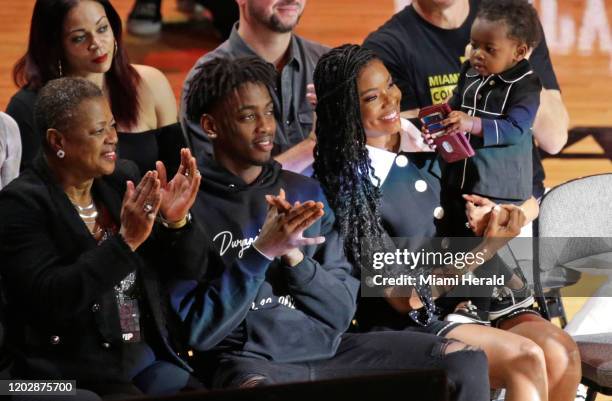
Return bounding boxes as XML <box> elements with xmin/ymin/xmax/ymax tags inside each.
<box><xmin>56</xmin><ymin>149</ymin><xmax>65</xmax><ymax>159</ymax></box>
<box><xmin>58</xmin><ymin>60</ymin><xmax>63</xmax><ymax>77</ymax></box>
<box><xmin>113</xmin><ymin>40</ymin><xmax>118</xmax><ymax>59</ymax></box>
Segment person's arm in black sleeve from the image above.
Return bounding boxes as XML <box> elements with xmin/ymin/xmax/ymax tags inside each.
<box><xmin>167</xmin><ymin>246</ymin><xmax>271</xmax><ymax>351</ymax></box>
<box><xmin>480</xmin><ymin>74</ymin><xmax>542</xmax><ymax>147</ymax></box>
<box><xmin>529</xmin><ymin>25</ymin><xmax>560</xmax><ymax>90</ymax></box>
<box><xmin>151</xmin><ymin>215</ymin><xmax>212</xmax><ymax>281</ymax></box>
<box><xmin>279</xmin><ymin>197</ymin><xmax>359</xmax><ymax>334</ymax></box>
<box><xmin>0</xmin><ymin>194</ymin><xmax>141</xmax><ymax>320</ymax></box>
<box><xmin>447</xmin><ymin>62</ymin><xmax>470</xmax><ymax>111</ymax></box>
<box><xmin>363</xmin><ymin>31</ymin><xmax>420</xmax><ymax>114</ymax></box>
<box><xmin>527</xmin><ymin>24</ymin><xmax>569</xmax><ymax>154</ymax></box>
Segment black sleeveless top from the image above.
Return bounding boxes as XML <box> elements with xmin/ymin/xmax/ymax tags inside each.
<box><xmin>6</xmin><ymin>88</ymin><xmax>185</xmax><ymax>177</ymax></box>
<box><xmin>118</xmin><ymin>123</ymin><xmax>186</xmax><ymax>177</ymax></box>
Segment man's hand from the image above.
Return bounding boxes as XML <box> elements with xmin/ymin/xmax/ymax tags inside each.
<box><xmin>254</xmin><ymin>189</ymin><xmax>325</xmax><ymax>266</ymax></box>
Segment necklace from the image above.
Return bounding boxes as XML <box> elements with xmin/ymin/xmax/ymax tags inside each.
<box><xmin>67</xmin><ymin>193</ymin><xmax>98</xmax><ymax>220</ymax></box>
<box><xmin>73</xmin><ymin>202</ymin><xmax>98</xmax><ymax>219</ymax></box>
<box><xmin>67</xmin><ymin>193</ymin><xmax>103</xmax><ymax>238</ymax></box>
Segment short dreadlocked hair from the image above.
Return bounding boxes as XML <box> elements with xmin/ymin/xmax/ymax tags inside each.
<box><xmin>184</xmin><ymin>56</ymin><xmax>277</xmax><ymax>122</ymax></box>
<box><xmin>313</xmin><ymin>44</ymin><xmax>386</xmax><ymax>270</ymax></box>
<box><xmin>477</xmin><ymin>0</ymin><xmax>542</xmax><ymax>48</ymax></box>
<box><xmin>35</xmin><ymin>77</ymin><xmax>103</xmax><ymax>152</ymax></box>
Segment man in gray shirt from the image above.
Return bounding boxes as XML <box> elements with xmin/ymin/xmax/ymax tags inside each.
<box><xmin>181</xmin><ymin>0</ymin><xmax>328</xmax><ymax>174</ymax></box>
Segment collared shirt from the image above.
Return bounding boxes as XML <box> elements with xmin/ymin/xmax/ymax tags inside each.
<box><xmin>366</xmin><ymin>118</ymin><xmax>431</xmax><ymax>184</ymax></box>
<box><xmin>365</xmin><ymin>119</ymin><xmax>442</xmax><ymax>327</ymax></box>
<box><xmin>0</xmin><ymin>112</ymin><xmax>21</xmax><ymax>190</ymax></box>
<box><xmin>180</xmin><ymin>24</ymin><xmax>329</xmax><ymax>160</ymax></box>
<box><xmin>445</xmin><ymin>59</ymin><xmax>542</xmax><ymax>201</ymax></box>
<box><xmin>366</xmin><ymin>118</ymin><xmax>442</xmax><ymax>239</ymax></box>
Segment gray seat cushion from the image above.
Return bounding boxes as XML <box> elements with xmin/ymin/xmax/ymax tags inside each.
<box><xmin>574</xmin><ymin>333</ymin><xmax>612</xmax><ymax>388</ymax></box>
<box><xmin>562</xmin><ymin>252</ymin><xmax>612</xmax><ymax>271</ymax></box>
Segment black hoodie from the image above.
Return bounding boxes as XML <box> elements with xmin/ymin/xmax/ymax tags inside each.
<box><xmin>176</xmin><ymin>159</ymin><xmax>358</xmax><ymax>363</ymax></box>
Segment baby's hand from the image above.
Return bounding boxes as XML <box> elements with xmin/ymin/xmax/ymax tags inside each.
<box><xmin>442</xmin><ymin>111</ymin><xmax>477</xmax><ymax>136</ymax></box>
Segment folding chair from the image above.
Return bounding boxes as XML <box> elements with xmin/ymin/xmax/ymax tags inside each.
<box><xmin>533</xmin><ymin>173</ymin><xmax>612</xmax><ymax>401</ymax></box>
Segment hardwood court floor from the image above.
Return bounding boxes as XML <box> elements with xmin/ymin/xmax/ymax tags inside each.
<box><xmin>0</xmin><ymin>1</ymin><xmax>611</xmax><ymax>398</ymax></box>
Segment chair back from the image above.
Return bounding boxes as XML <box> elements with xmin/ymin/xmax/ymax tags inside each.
<box><xmin>537</xmin><ymin>174</ymin><xmax>612</xmax><ymax>273</ymax></box>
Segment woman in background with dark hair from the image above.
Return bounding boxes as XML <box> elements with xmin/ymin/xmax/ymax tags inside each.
<box><xmin>7</xmin><ymin>0</ymin><xmax>184</xmax><ymax>175</ymax></box>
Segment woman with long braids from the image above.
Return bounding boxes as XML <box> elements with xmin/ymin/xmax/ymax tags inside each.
<box><xmin>313</xmin><ymin>44</ymin><xmax>581</xmax><ymax>401</ymax></box>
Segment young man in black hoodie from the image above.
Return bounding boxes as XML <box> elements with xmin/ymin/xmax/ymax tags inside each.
<box><xmin>179</xmin><ymin>56</ymin><xmax>491</xmax><ymax>401</ymax></box>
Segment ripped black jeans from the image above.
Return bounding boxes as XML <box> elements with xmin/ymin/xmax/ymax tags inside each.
<box><xmin>213</xmin><ymin>331</ymin><xmax>489</xmax><ymax>401</ymax></box>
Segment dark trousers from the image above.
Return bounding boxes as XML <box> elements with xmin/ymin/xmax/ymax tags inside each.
<box><xmin>213</xmin><ymin>331</ymin><xmax>490</xmax><ymax>401</ymax></box>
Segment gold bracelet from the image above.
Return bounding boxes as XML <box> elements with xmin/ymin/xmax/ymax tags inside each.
<box><xmin>157</xmin><ymin>212</ymin><xmax>191</xmax><ymax>229</ymax></box>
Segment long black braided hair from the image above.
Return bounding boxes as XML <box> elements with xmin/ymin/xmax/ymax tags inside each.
<box><xmin>313</xmin><ymin>44</ymin><xmax>386</xmax><ymax>271</ymax></box>
<box><xmin>185</xmin><ymin>56</ymin><xmax>277</xmax><ymax>121</ymax></box>
<box><xmin>314</xmin><ymin>45</ymin><xmax>436</xmax><ymax>326</ymax></box>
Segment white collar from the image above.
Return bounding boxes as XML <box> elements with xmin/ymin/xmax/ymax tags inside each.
<box><xmin>366</xmin><ymin>118</ymin><xmax>433</xmax><ymax>186</ymax></box>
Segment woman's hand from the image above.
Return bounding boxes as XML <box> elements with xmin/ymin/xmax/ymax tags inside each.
<box><xmin>253</xmin><ymin>189</ymin><xmax>326</xmax><ymax>266</ymax></box>
<box><xmin>485</xmin><ymin>205</ymin><xmax>525</xmax><ymax>238</ymax></box>
<box><xmin>481</xmin><ymin>205</ymin><xmax>526</xmax><ymax>253</ymax></box>
<box><xmin>464</xmin><ymin>194</ymin><xmax>497</xmax><ymax>236</ymax></box>
<box><xmin>420</xmin><ymin>125</ymin><xmax>437</xmax><ymax>150</ymax></box>
<box><xmin>119</xmin><ymin>171</ymin><xmax>161</xmax><ymax>251</ymax></box>
<box><xmin>156</xmin><ymin>148</ymin><xmax>201</xmax><ymax>223</ymax></box>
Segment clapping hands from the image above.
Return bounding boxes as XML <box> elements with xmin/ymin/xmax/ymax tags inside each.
<box><xmin>120</xmin><ymin>171</ymin><xmax>161</xmax><ymax>251</ymax></box>
<box><xmin>119</xmin><ymin>149</ymin><xmax>201</xmax><ymax>250</ymax></box>
<box><xmin>253</xmin><ymin>189</ymin><xmax>326</xmax><ymax>266</ymax></box>
<box><xmin>156</xmin><ymin>148</ymin><xmax>201</xmax><ymax>224</ymax></box>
